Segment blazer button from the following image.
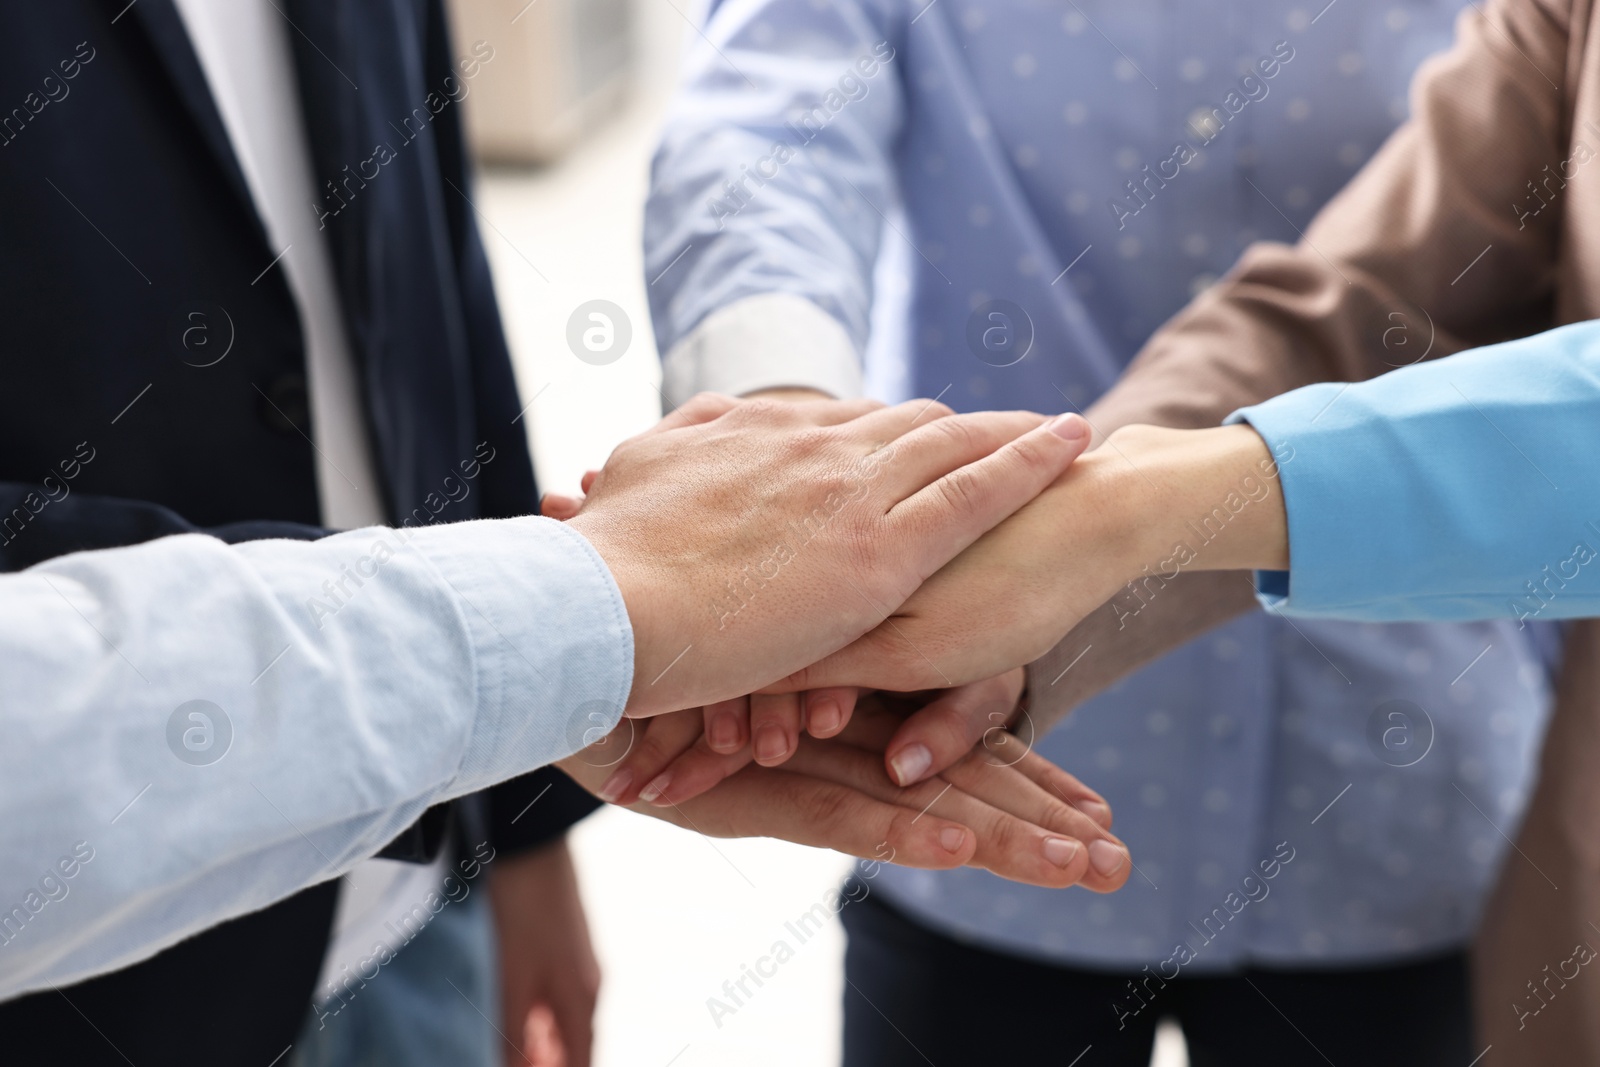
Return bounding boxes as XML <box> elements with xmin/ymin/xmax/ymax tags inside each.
<box><xmin>258</xmin><ymin>372</ymin><xmax>311</xmax><ymax>436</ymax></box>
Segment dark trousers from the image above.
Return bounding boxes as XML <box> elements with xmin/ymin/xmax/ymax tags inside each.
<box><xmin>842</xmin><ymin>885</ymin><xmax>1473</xmax><ymax>1066</ymax></box>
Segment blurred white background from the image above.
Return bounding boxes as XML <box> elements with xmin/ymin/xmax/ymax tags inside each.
<box><xmin>468</xmin><ymin>2</ymin><xmax>1186</xmax><ymax>1062</ymax></box>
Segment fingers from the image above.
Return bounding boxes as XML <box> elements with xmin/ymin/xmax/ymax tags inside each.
<box><xmin>844</xmin><ymin>397</ymin><xmax>955</xmax><ymax>445</ymax></box>
<box><xmin>521</xmin><ymin>1004</ymin><xmax>565</xmax><ymax>1067</ymax></box>
<box><xmin>783</xmin><ymin>739</ymin><xmax>1099</xmax><ymax>889</ymax></box>
<box><xmin>803</xmin><ymin>686</ymin><xmax>860</xmax><ymax>738</ymax></box>
<box><xmin>888</xmin><ymin>412</ymin><xmax>1091</xmax><ymax>566</ymax></box>
<box><xmin>751</xmin><ymin>691</ymin><xmax>803</xmax><ymax>766</ymax></box>
<box><xmin>663</xmin><ymin>393</ymin><xmax>882</xmax><ymax>436</ymax></box>
<box><xmin>541</xmin><ymin>492</ymin><xmax>583</xmax><ymax>520</ymax></box>
<box><xmin>579</xmin><ymin>470</ymin><xmax>599</xmax><ymax>494</ymax></box>
<box><xmin>703</xmin><ymin>695</ymin><xmax>749</xmax><ymax>755</ymax></box>
<box><xmin>647</xmin><ymin>765</ymin><xmax>978</xmax><ymax>870</ymax></box>
<box><xmin>595</xmin><ymin>709</ymin><xmax>703</xmax><ymax>805</ymax></box>
<box><xmin>937</xmin><ymin>748</ymin><xmax>1129</xmax><ymax>892</ymax></box>
<box><xmin>1008</xmin><ymin>747</ymin><xmax>1114</xmax><ymax>830</ymax></box>
<box><xmin>640</xmin><ymin>741</ymin><xmax>752</xmax><ymax>806</ymax></box>
<box><xmin>601</xmin><ymin>700</ymin><xmax>755</xmax><ymax>807</ymax></box>
<box><xmin>651</xmin><ymin>392</ymin><xmax>739</xmax><ymax>433</ymax></box>
<box><xmin>885</xmin><ymin>671</ymin><xmax>1026</xmax><ymax>786</ymax></box>
<box><xmin>876</xmin><ymin>411</ymin><xmax>1053</xmax><ymax>501</ymax></box>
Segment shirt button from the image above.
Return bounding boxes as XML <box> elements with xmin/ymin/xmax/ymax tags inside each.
<box><xmin>258</xmin><ymin>371</ymin><xmax>310</xmax><ymax>436</ymax></box>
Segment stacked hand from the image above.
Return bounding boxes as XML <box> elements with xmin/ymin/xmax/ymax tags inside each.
<box><xmin>560</xmin><ymin>391</ymin><xmax>1093</xmax><ymax>716</ymax></box>
<box><xmin>543</xmin><ymin>392</ymin><xmax>1138</xmax><ymax>891</ymax></box>
<box><xmin>556</xmin><ymin>687</ymin><xmax>1131</xmax><ymax>891</ymax></box>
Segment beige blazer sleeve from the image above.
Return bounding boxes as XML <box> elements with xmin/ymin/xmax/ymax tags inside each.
<box><xmin>1031</xmin><ymin>0</ymin><xmax>1600</xmax><ymax>1059</ymax></box>
<box><xmin>1031</xmin><ymin>0</ymin><xmax>1576</xmax><ymax>724</ymax></box>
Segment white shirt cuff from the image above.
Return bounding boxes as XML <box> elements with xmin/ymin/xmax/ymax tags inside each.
<box><xmin>661</xmin><ymin>293</ymin><xmax>865</xmax><ymax>406</ymax></box>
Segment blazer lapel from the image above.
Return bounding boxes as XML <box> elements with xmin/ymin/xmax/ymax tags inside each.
<box><xmin>127</xmin><ymin>0</ymin><xmax>266</xmax><ymax>241</ymax></box>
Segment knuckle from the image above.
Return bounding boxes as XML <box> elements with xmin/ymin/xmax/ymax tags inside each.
<box><xmin>882</xmin><ymin>806</ymin><xmax>923</xmax><ymax>854</ymax></box>
<box><xmin>930</xmin><ymin>414</ymin><xmax>981</xmax><ymax>456</ymax></box>
<box><xmin>805</xmin><ymin>779</ymin><xmax>859</xmax><ymax>831</ymax></box>
<box><xmin>1002</xmin><ymin>432</ymin><xmax>1056</xmax><ymax>477</ymax></box>
<box><xmin>937</xmin><ymin>464</ymin><xmax>985</xmax><ymax>518</ymax></box>
<box><xmin>789</xmin><ymin>425</ymin><xmax>837</xmax><ymax>461</ymax></box>
<box><xmin>928</xmin><ymin>704</ymin><xmax>982</xmax><ymax>754</ymax></box>
<box><xmin>980</xmin><ymin>811</ymin><xmax>1024</xmax><ymax>857</ymax></box>
<box><xmin>1039</xmin><ymin>798</ymin><xmax>1082</xmax><ymax>833</ymax></box>
<box><xmin>680</xmin><ymin>392</ymin><xmax>731</xmax><ymax>422</ymax></box>
<box><xmin>733</xmin><ymin>397</ymin><xmax>798</xmax><ymax>425</ymax></box>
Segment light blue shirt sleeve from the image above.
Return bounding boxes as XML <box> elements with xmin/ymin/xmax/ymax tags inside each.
<box><xmin>1229</xmin><ymin>320</ymin><xmax>1600</xmax><ymax>623</ymax></box>
<box><xmin>0</xmin><ymin>515</ymin><xmax>631</xmax><ymax>997</ymax></box>
<box><xmin>643</xmin><ymin>0</ymin><xmax>904</xmax><ymax>402</ymax></box>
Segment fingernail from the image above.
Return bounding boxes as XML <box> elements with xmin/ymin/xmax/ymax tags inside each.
<box><xmin>639</xmin><ymin>772</ymin><xmax>671</xmax><ymax>804</ymax></box>
<box><xmin>888</xmin><ymin>743</ymin><xmax>933</xmax><ymax>786</ymax></box>
<box><xmin>1081</xmin><ymin>800</ymin><xmax>1112</xmax><ymax>826</ymax></box>
<box><xmin>755</xmin><ymin>723</ymin><xmax>789</xmax><ymax>763</ymax></box>
<box><xmin>1049</xmin><ymin>413</ymin><xmax>1089</xmax><ymax>441</ymax></box>
<box><xmin>709</xmin><ymin>713</ymin><xmax>741</xmax><ymax>752</ymax></box>
<box><xmin>938</xmin><ymin>827</ymin><xmax>968</xmax><ymax>854</ymax></box>
<box><xmin>1043</xmin><ymin>837</ymin><xmax>1081</xmax><ymax>869</ymax></box>
<box><xmin>1088</xmin><ymin>840</ymin><xmax>1128</xmax><ymax>877</ymax></box>
<box><xmin>597</xmin><ymin>768</ymin><xmax>632</xmax><ymax>804</ymax></box>
<box><xmin>809</xmin><ymin>697</ymin><xmax>842</xmax><ymax>736</ymax></box>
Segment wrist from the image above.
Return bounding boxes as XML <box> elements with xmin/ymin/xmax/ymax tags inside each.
<box><xmin>565</xmin><ymin>513</ymin><xmax>668</xmax><ymax>718</ymax></box>
<box><xmin>1099</xmin><ymin>424</ymin><xmax>1290</xmax><ymax>574</ymax></box>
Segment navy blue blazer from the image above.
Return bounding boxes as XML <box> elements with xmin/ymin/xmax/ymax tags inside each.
<box><xmin>0</xmin><ymin>1</ymin><xmax>596</xmax><ymax>1060</ymax></box>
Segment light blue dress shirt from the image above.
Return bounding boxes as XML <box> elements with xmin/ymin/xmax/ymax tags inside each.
<box><xmin>0</xmin><ymin>516</ymin><xmax>631</xmax><ymax>999</ymax></box>
<box><xmin>646</xmin><ymin>0</ymin><xmax>1555</xmax><ymax>969</ymax></box>
<box><xmin>1236</xmin><ymin>321</ymin><xmax>1600</xmax><ymax>622</ymax></box>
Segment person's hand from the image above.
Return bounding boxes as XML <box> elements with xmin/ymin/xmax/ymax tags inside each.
<box><xmin>537</xmin><ymin>389</ymin><xmax>833</xmax><ymax>520</ymax></box>
<box><xmin>559</xmin><ymin>690</ymin><xmax>1131</xmax><ymax>891</ymax></box>
<box><xmin>564</xmin><ymin>393</ymin><xmax>1094</xmax><ymax>717</ymax></box>
<box><xmin>775</xmin><ymin>423</ymin><xmax>1285</xmax><ymax>692</ymax></box>
<box><xmin>488</xmin><ymin>838</ymin><xmax>600</xmax><ymax>1067</ymax></box>
<box><xmin>599</xmin><ymin>672</ymin><xmax>1026</xmax><ymax>802</ymax></box>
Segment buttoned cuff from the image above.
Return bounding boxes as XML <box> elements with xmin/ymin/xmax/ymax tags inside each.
<box><xmin>661</xmin><ymin>293</ymin><xmax>864</xmax><ymax>407</ymax></box>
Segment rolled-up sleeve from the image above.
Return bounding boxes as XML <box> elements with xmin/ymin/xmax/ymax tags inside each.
<box><xmin>644</xmin><ymin>0</ymin><xmax>904</xmax><ymax>405</ymax></box>
<box><xmin>1228</xmin><ymin>321</ymin><xmax>1600</xmax><ymax>622</ymax></box>
<box><xmin>0</xmin><ymin>514</ymin><xmax>630</xmax><ymax>998</ymax></box>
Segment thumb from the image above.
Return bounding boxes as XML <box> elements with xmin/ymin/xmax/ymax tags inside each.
<box><xmin>885</xmin><ymin>670</ymin><xmax>1025</xmax><ymax>786</ymax></box>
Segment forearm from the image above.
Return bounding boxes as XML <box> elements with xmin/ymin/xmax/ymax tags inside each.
<box><xmin>1023</xmin><ymin>425</ymin><xmax>1295</xmax><ymax>730</ymax></box>
<box><xmin>1026</xmin><ymin>573</ymin><xmax>1258</xmax><ymax>733</ymax></box>
<box><xmin>1069</xmin><ymin>320</ymin><xmax>1600</xmax><ymax>627</ymax></box>
<box><xmin>0</xmin><ymin>516</ymin><xmax>630</xmax><ymax>998</ymax></box>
